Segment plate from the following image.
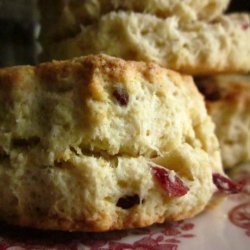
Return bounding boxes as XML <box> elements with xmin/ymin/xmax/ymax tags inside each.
<box><xmin>0</xmin><ymin>164</ymin><xmax>249</xmax><ymax>250</ymax></box>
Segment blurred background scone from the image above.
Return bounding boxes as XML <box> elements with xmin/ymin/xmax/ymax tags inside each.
<box><xmin>0</xmin><ymin>0</ymin><xmax>249</xmax><ymax>67</ymax></box>
<box><xmin>0</xmin><ymin>55</ymin><xmax>224</xmax><ymax>231</ymax></box>
<box><xmin>196</xmin><ymin>75</ymin><xmax>250</xmax><ymax>169</ymax></box>
<box><xmin>40</xmin><ymin>12</ymin><xmax>250</xmax><ymax>75</ymax></box>
<box><xmin>38</xmin><ymin>0</ymin><xmax>230</xmax><ymax>43</ymax></box>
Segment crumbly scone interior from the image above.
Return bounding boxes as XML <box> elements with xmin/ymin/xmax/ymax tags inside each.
<box><xmin>0</xmin><ymin>146</ymin><xmax>214</xmax><ymax>231</ymax></box>
<box><xmin>0</xmin><ymin>55</ymin><xmax>222</xmax><ymax>231</ymax></box>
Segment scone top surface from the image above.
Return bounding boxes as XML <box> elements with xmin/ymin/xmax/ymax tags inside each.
<box><xmin>0</xmin><ymin>55</ymin><xmax>223</xmax><ymax>231</ymax></box>
<box><xmin>0</xmin><ymin>54</ymin><xmax>219</xmax><ymax>163</ymax></box>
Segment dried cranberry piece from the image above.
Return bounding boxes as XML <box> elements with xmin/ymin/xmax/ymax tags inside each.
<box><xmin>113</xmin><ymin>86</ymin><xmax>129</xmax><ymax>106</ymax></box>
<box><xmin>242</xmin><ymin>22</ymin><xmax>250</xmax><ymax>30</ymax></box>
<box><xmin>196</xmin><ymin>82</ymin><xmax>221</xmax><ymax>101</ymax></box>
<box><xmin>151</xmin><ymin>166</ymin><xmax>189</xmax><ymax>197</ymax></box>
<box><xmin>203</xmin><ymin>89</ymin><xmax>221</xmax><ymax>102</ymax></box>
<box><xmin>116</xmin><ymin>194</ymin><xmax>140</xmax><ymax>209</ymax></box>
<box><xmin>213</xmin><ymin>173</ymin><xmax>242</xmax><ymax>194</ymax></box>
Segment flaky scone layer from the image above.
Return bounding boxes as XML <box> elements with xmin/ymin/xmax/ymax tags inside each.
<box><xmin>0</xmin><ymin>55</ymin><xmax>222</xmax><ymax>231</ymax></box>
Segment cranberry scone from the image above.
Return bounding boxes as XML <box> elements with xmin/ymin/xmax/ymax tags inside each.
<box><xmin>196</xmin><ymin>74</ymin><xmax>250</xmax><ymax>169</ymax></box>
<box><xmin>41</xmin><ymin>12</ymin><xmax>250</xmax><ymax>75</ymax></box>
<box><xmin>0</xmin><ymin>55</ymin><xmax>233</xmax><ymax>232</ymax></box>
<box><xmin>39</xmin><ymin>0</ymin><xmax>229</xmax><ymax>42</ymax></box>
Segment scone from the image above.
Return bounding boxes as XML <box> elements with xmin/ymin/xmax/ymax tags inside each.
<box><xmin>41</xmin><ymin>12</ymin><xmax>250</xmax><ymax>75</ymax></box>
<box><xmin>0</xmin><ymin>54</ymin><xmax>233</xmax><ymax>232</ymax></box>
<box><xmin>196</xmin><ymin>75</ymin><xmax>250</xmax><ymax>169</ymax></box>
<box><xmin>39</xmin><ymin>0</ymin><xmax>230</xmax><ymax>42</ymax></box>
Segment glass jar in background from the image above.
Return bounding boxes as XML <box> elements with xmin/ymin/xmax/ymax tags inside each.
<box><xmin>0</xmin><ymin>0</ymin><xmax>39</xmax><ymax>67</ymax></box>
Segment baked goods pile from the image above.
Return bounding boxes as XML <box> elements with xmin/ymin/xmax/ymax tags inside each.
<box><xmin>0</xmin><ymin>0</ymin><xmax>248</xmax><ymax>232</ymax></box>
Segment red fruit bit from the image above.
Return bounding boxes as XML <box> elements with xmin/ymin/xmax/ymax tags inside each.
<box><xmin>113</xmin><ymin>86</ymin><xmax>129</xmax><ymax>106</ymax></box>
<box><xmin>116</xmin><ymin>194</ymin><xmax>140</xmax><ymax>209</ymax></box>
<box><xmin>242</xmin><ymin>22</ymin><xmax>250</xmax><ymax>30</ymax></box>
<box><xmin>151</xmin><ymin>166</ymin><xmax>189</xmax><ymax>197</ymax></box>
<box><xmin>196</xmin><ymin>83</ymin><xmax>221</xmax><ymax>102</ymax></box>
<box><xmin>212</xmin><ymin>173</ymin><xmax>242</xmax><ymax>194</ymax></box>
